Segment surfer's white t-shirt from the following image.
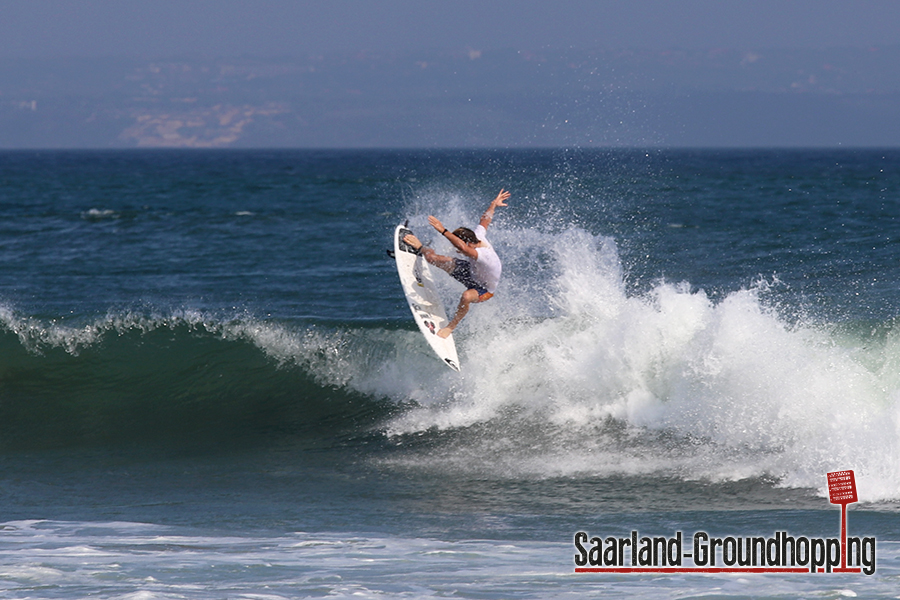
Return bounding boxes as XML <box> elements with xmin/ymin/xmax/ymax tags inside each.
<box><xmin>471</xmin><ymin>224</ymin><xmax>501</xmax><ymax>293</ymax></box>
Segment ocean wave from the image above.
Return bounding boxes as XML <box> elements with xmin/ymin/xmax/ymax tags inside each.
<box><xmin>0</xmin><ymin>307</ymin><xmax>399</xmax><ymax>452</ymax></box>
<box><xmin>4</xmin><ymin>216</ymin><xmax>900</xmax><ymax>501</ymax></box>
<box><xmin>373</xmin><ymin>222</ymin><xmax>900</xmax><ymax>502</ymax></box>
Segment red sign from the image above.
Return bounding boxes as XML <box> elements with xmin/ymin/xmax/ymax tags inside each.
<box><xmin>827</xmin><ymin>470</ymin><xmax>858</xmax><ymax>505</ymax></box>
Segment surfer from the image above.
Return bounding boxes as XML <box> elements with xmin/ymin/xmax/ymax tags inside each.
<box><xmin>404</xmin><ymin>189</ymin><xmax>509</xmax><ymax>338</ymax></box>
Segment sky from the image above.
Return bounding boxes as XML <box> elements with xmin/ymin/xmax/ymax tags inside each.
<box><xmin>2</xmin><ymin>1</ymin><xmax>899</xmax><ymax>148</ymax></box>
<box><xmin>2</xmin><ymin>0</ymin><xmax>900</xmax><ymax>59</ymax></box>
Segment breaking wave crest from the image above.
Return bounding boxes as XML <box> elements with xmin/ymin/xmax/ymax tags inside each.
<box><xmin>376</xmin><ymin>223</ymin><xmax>900</xmax><ymax>503</ymax></box>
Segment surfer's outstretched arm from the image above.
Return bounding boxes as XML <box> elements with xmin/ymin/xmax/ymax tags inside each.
<box><xmin>479</xmin><ymin>189</ymin><xmax>510</xmax><ymax>231</ymax></box>
<box><xmin>427</xmin><ymin>215</ymin><xmax>477</xmax><ymax>259</ymax></box>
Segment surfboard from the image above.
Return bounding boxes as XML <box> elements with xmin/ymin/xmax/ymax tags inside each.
<box><xmin>393</xmin><ymin>222</ymin><xmax>460</xmax><ymax>371</ymax></box>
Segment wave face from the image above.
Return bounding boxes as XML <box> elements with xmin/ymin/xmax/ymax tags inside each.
<box><xmin>0</xmin><ymin>308</ymin><xmax>398</xmax><ymax>452</ymax></box>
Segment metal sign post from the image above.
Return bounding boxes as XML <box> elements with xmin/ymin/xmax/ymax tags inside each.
<box><xmin>827</xmin><ymin>470</ymin><xmax>858</xmax><ymax>570</ymax></box>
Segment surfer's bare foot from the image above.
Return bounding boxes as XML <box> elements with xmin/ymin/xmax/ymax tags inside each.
<box><xmin>437</xmin><ymin>327</ymin><xmax>452</xmax><ymax>338</ymax></box>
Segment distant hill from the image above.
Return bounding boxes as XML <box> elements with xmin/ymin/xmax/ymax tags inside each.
<box><xmin>2</xmin><ymin>46</ymin><xmax>899</xmax><ymax>148</ymax></box>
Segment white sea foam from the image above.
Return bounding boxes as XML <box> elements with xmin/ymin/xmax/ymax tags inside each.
<box><xmin>372</xmin><ymin>216</ymin><xmax>900</xmax><ymax>502</ymax></box>
<box><xmin>80</xmin><ymin>208</ymin><xmax>119</xmax><ymax>221</ymax></box>
<box><xmin>1</xmin><ymin>520</ymin><xmax>897</xmax><ymax>599</ymax></box>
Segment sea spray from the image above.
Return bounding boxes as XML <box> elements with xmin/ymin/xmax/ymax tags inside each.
<box><xmin>381</xmin><ymin>224</ymin><xmax>900</xmax><ymax>501</ymax></box>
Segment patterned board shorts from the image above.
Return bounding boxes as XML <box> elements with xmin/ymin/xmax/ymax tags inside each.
<box><xmin>450</xmin><ymin>259</ymin><xmax>492</xmax><ymax>300</ymax></box>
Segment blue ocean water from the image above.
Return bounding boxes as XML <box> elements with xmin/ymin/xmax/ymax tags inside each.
<box><xmin>1</xmin><ymin>149</ymin><xmax>900</xmax><ymax>598</ymax></box>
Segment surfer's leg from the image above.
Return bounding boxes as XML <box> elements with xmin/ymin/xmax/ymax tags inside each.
<box><xmin>438</xmin><ymin>288</ymin><xmax>482</xmax><ymax>338</ymax></box>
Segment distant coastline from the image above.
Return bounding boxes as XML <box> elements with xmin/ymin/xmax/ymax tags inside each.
<box><xmin>2</xmin><ymin>46</ymin><xmax>900</xmax><ymax>149</ymax></box>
